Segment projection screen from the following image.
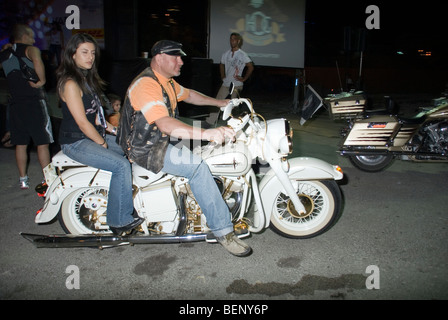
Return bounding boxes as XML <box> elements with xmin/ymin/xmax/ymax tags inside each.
<box><xmin>209</xmin><ymin>0</ymin><xmax>305</xmax><ymax>68</ymax></box>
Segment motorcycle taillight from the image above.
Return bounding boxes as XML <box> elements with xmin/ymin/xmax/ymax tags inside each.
<box><xmin>35</xmin><ymin>182</ymin><xmax>48</xmax><ymax>197</ymax></box>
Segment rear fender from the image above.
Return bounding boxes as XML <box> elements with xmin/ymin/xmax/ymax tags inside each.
<box><xmin>36</xmin><ymin>168</ymin><xmax>112</xmax><ymax>224</ymax></box>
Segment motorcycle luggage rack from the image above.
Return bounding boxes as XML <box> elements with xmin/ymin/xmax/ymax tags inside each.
<box><xmin>326</xmin><ymin>93</ymin><xmax>366</xmax><ymax>121</ymax></box>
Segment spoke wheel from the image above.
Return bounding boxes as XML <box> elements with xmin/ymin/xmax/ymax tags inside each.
<box><xmin>59</xmin><ymin>187</ymin><xmax>111</xmax><ymax>235</ymax></box>
<box><xmin>270</xmin><ymin>180</ymin><xmax>342</xmax><ymax>239</ymax></box>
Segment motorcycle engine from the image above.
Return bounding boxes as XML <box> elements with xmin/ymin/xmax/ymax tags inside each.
<box><xmin>179</xmin><ymin>177</ymin><xmax>245</xmax><ymax>234</ymax></box>
<box><xmin>420</xmin><ymin>121</ymin><xmax>448</xmax><ymax>155</ymax></box>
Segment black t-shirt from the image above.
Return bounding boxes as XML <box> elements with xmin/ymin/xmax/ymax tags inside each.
<box><xmin>59</xmin><ymin>90</ymin><xmax>103</xmax><ymax>145</ymax></box>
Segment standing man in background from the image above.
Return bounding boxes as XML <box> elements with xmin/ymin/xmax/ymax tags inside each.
<box><xmin>216</xmin><ymin>32</ymin><xmax>254</xmax><ymax>100</ymax></box>
<box><xmin>0</xmin><ymin>24</ymin><xmax>53</xmax><ymax>189</ymax></box>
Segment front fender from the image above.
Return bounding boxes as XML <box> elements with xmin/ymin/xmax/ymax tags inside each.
<box><xmin>257</xmin><ymin>157</ymin><xmax>342</xmax><ymax>228</ymax></box>
<box><xmin>36</xmin><ymin>168</ymin><xmax>112</xmax><ymax>224</ymax></box>
<box><xmin>260</xmin><ymin>157</ymin><xmax>343</xmax><ymax>188</ymax></box>
<box><xmin>287</xmin><ymin>157</ymin><xmax>343</xmax><ymax>181</ymax></box>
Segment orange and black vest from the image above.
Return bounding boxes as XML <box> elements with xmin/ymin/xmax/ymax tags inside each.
<box><xmin>117</xmin><ymin>67</ymin><xmax>178</xmax><ymax>173</ymax></box>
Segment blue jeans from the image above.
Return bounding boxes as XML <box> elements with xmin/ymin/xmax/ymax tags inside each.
<box><xmin>61</xmin><ymin>134</ymin><xmax>134</xmax><ymax>228</ymax></box>
<box><xmin>162</xmin><ymin>144</ymin><xmax>234</xmax><ymax>238</ymax></box>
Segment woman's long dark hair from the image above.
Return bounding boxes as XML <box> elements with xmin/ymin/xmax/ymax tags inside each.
<box><xmin>56</xmin><ymin>33</ymin><xmax>106</xmax><ymax>97</ymax></box>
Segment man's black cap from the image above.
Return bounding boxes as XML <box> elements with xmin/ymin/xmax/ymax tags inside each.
<box><xmin>151</xmin><ymin>40</ymin><xmax>187</xmax><ymax>57</ymax></box>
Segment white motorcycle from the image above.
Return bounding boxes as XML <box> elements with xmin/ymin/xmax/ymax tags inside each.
<box><xmin>22</xmin><ymin>98</ymin><xmax>344</xmax><ymax>248</ymax></box>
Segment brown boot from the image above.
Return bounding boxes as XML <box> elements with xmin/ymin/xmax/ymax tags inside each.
<box><xmin>216</xmin><ymin>232</ymin><xmax>252</xmax><ymax>257</ymax></box>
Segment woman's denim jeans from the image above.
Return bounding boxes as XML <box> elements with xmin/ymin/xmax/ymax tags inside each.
<box><xmin>162</xmin><ymin>144</ymin><xmax>234</xmax><ymax>238</ymax></box>
<box><xmin>61</xmin><ymin>134</ymin><xmax>134</xmax><ymax>228</ymax></box>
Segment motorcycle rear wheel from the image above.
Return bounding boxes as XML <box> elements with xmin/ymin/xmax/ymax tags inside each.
<box><xmin>59</xmin><ymin>187</ymin><xmax>112</xmax><ymax>235</ymax></box>
<box><xmin>269</xmin><ymin>180</ymin><xmax>342</xmax><ymax>239</ymax></box>
<box><xmin>349</xmin><ymin>154</ymin><xmax>393</xmax><ymax>172</ymax></box>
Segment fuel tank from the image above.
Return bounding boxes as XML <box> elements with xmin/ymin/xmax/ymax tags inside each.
<box><xmin>202</xmin><ymin>141</ymin><xmax>252</xmax><ymax>176</ymax></box>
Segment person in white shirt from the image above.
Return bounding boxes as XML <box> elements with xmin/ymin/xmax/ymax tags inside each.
<box><xmin>216</xmin><ymin>33</ymin><xmax>254</xmax><ymax>99</ymax></box>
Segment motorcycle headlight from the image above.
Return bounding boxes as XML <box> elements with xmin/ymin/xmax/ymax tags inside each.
<box><xmin>279</xmin><ymin>135</ymin><xmax>293</xmax><ymax>155</ymax></box>
<box><xmin>266</xmin><ymin>119</ymin><xmax>293</xmax><ymax>156</ymax></box>
<box><xmin>285</xmin><ymin>120</ymin><xmax>293</xmax><ymax>138</ymax></box>
<box><xmin>283</xmin><ymin>120</ymin><xmax>293</xmax><ymax>154</ymax></box>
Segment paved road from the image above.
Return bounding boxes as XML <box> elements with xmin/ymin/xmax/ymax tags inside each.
<box><xmin>0</xmin><ymin>102</ymin><xmax>447</xmax><ymax>306</ymax></box>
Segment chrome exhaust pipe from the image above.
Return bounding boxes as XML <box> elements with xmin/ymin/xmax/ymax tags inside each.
<box><xmin>21</xmin><ymin>193</ymin><xmax>206</xmax><ymax>249</ymax></box>
<box><xmin>21</xmin><ymin>232</ymin><xmax>207</xmax><ymax>249</ymax></box>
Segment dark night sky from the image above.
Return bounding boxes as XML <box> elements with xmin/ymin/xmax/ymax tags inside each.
<box><xmin>301</xmin><ymin>1</ymin><xmax>446</xmax><ymax>70</ymax></box>
<box><xmin>305</xmin><ymin>1</ymin><xmax>446</xmax><ymax>53</ymax></box>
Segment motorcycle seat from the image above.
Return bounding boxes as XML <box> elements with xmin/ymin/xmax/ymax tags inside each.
<box><xmin>52</xmin><ymin>151</ymin><xmax>86</xmax><ymax>168</ymax></box>
<box><xmin>132</xmin><ymin>163</ymin><xmax>165</xmax><ymax>187</ymax></box>
<box><xmin>52</xmin><ymin>151</ymin><xmax>164</xmax><ymax>187</ymax></box>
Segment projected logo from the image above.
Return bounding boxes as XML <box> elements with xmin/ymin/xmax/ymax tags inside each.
<box><xmin>231</xmin><ymin>0</ymin><xmax>286</xmax><ymax>46</ymax></box>
<box><xmin>210</xmin><ymin>0</ymin><xmax>304</xmax><ymax>68</ymax></box>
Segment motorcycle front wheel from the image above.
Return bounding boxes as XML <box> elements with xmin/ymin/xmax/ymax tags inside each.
<box><xmin>269</xmin><ymin>180</ymin><xmax>342</xmax><ymax>239</ymax></box>
<box><xmin>59</xmin><ymin>187</ymin><xmax>112</xmax><ymax>235</ymax></box>
<box><xmin>349</xmin><ymin>154</ymin><xmax>393</xmax><ymax>172</ymax></box>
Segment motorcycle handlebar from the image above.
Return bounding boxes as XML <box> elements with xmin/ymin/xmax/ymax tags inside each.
<box><xmin>221</xmin><ymin>98</ymin><xmax>253</xmax><ymax>120</ymax></box>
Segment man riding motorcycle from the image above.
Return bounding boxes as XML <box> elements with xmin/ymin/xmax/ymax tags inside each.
<box><xmin>117</xmin><ymin>40</ymin><xmax>252</xmax><ymax>257</ymax></box>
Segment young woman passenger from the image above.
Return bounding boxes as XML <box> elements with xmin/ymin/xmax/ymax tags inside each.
<box><xmin>56</xmin><ymin>33</ymin><xmax>143</xmax><ymax>235</ymax></box>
